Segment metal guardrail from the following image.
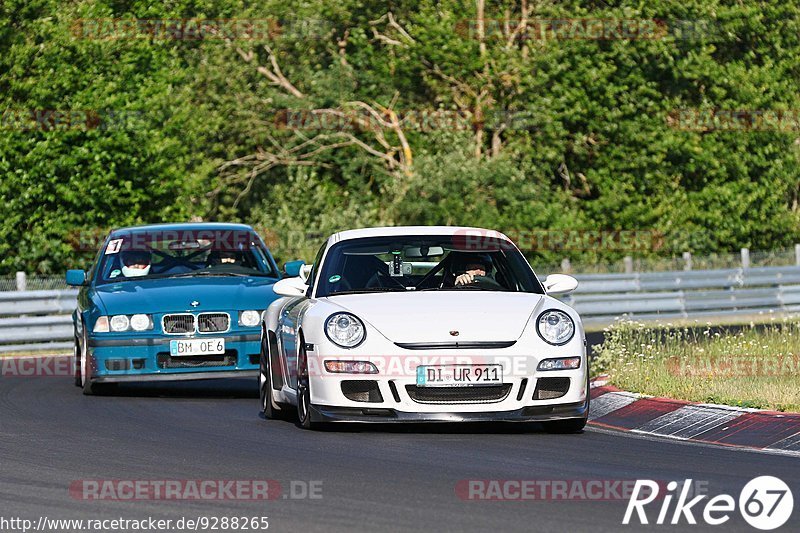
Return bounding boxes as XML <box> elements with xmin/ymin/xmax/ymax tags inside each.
<box><xmin>0</xmin><ymin>290</ymin><xmax>78</xmax><ymax>353</ymax></box>
<box><xmin>563</xmin><ymin>266</ymin><xmax>800</xmax><ymax>327</ymax></box>
<box><xmin>2</xmin><ymin>266</ymin><xmax>800</xmax><ymax>352</ymax></box>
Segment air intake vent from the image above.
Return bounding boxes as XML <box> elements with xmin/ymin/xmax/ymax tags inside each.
<box><xmin>156</xmin><ymin>351</ymin><xmax>237</xmax><ymax>368</ymax></box>
<box><xmin>405</xmin><ymin>384</ymin><xmax>511</xmax><ymax>404</ymax></box>
<box><xmin>341</xmin><ymin>380</ymin><xmax>383</xmax><ymax>403</ymax></box>
<box><xmin>533</xmin><ymin>377</ymin><xmax>570</xmax><ymax>400</ymax></box>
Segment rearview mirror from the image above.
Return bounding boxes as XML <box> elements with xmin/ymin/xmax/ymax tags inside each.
<box><xmin>273</xmin><ymin>277</ymin><xmax>308</xmax><ymax>297</ymax></box>
<box><xmin>543</xmin><ymin>274</ymin><xmax>578</xmax><ymax>295</ymax></box>
<box><xmin>66</xmin><ymin>269</ymin><xmax>86</xmax><ymax>286</ymax></box>
<box><xmin>283</xmin><ymin>260</ymin><xmax>305</xmax><ymax>277</ymax></box>
<box><xmin>404</xmin><ymin>246</ymin><xmax>445</xmax><ymax>258</ymax></box>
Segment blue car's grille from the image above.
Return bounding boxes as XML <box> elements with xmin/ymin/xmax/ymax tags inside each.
<box><xmin>163</xmin><ymin>314</ymin><xmax>195</xmax><ymax>334</ymax></box>
<box><xmin>198</xmin><ymin>313</ymin><xmax>229</xmax><ymax>333</ymax></box>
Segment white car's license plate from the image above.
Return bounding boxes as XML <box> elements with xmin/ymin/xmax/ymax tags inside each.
<box><xmin>416</xmin><ymin>364</ymin><xmax>503</xmax><ymax>387</ymax></box>
<box><xmin>169</xmin><ymin>338</ymin><xmax>225</xmax><ymax>356</ymax></box>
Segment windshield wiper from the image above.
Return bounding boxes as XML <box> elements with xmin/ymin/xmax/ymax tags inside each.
<box><xmin>327</xmin><ymin>287</ymin><xmax>407</xmax><ymax>295</ymax></box>
<box><xmin>417</xmin><ymin>285</ymin><xmax>501</xmax><ymax>291</ymax></box>
<box><xmin>167</xmin><ymin>271</ymin><xmax>251</xmax><ymax>278</ymax></box>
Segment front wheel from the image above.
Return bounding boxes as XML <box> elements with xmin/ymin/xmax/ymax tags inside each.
<box><xmin>80</xmin><ymin>332</ymin><xmax>114</xmax><ymax>395</ymax></box>
<box><xmin>259</xmin><ymin>329</ymin><xmax>281</xmax><ymax>419</ymax></box>
<box><xmin>73</xmin><ymin>332</ymin><xmax>82</xmax><ymax>387</ymax></box>
<box><xmin>296</xmin><ymin>340</ymin><xmax>316</xmax><ymax>430</ymax></box>
<box><xmin>542</xmin><ymin>369</ymin><xmax>590</xmax><ymax>434</ymax></box>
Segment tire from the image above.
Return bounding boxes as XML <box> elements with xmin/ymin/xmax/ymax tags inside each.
<box><xmin>80</xmin><ymin>331</ymin><xmax>115</xmax><ymax>396</ymax></box>
<box><xmin>542</xmin><ymin>416</ymin><xmax>587</xmax><ymax>434</ymax></box>
<box><xmin>259</xmin><ymin>327</ymin><xmax>281</xmax><ymax>419</ymax></box>
<box><xmin>542</xmin><ymin>367</ymin><xmax>590</xmax><ymax>434</ymax></box>
<box><xmin>79</xmin><ymin>330</ymin><xmax>95</xmax><ymax>395</ymax></box>
<box><xmin>73</xmin><ymin>332</ymin><xmax>82</xmax><ymax>387</ymax></box>
<box><xmin>296</xmin><ymin>339</ymin><xmax>316</xmax><ymax>430</ymax></box>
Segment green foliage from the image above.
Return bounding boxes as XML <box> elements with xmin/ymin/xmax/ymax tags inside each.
<box><xmin>594</xmin><ymin>319</ymin><xmax>800</xmax><ymax>411</ymax></box>
<box><xmin>1</xmin><ymin>0</ymin><xmax>799</xmax><ymax>272</ymax></box>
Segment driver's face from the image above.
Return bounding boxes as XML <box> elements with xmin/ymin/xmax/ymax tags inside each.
<box><xmin>464</xmin><ymin>263</ymin><xmax>486</xmax><ymax>276</ymax></box>
<box><xmin>125</xmin><ymin>261</ymin><xmax>149</xmax><ymax>269</ymax></box>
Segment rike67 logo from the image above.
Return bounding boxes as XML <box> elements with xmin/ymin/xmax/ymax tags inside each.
<box><xmin>624</xmin><ymin>476</ymin><xmax>794</xmax><ymax>530</ymax></box>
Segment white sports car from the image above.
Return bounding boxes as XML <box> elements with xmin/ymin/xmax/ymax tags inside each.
<box><xmin>259</xmin><ymin>226</ymin><xmax>588</xmax><ymax>432</ymax></box>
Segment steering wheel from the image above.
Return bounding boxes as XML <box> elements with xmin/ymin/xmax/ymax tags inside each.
<box><xmin>454</xmin><ymin>275</ymin><xmax>504</xmax><ymax>290</ymax></box>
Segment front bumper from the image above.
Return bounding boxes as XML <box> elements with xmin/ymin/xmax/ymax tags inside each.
<box><xmin>310</xmin><ymin>401</ymin><xmax>588</xmax><ymax>423</ymax></box>
<box><xmin>86</xmin><ymin>332</ymin><xmax>260</xmax><ymax>383</ymax></box>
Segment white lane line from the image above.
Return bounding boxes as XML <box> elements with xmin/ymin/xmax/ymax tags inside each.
<box><xmin>636</xmin><ymin>405</ymin><xmax>744</xmax><ymax>439</ymax></box>
<box><xmin>589</xmin><ymin>392</ymin><xmax>639</xmax><ymax>421</ymax></box>
<box><xmin>766</xmin><ymin>431</ymin><xmax>800</xmax><ymax>453</ymax></box>
<box><xmin>587</xmin><ymin>425</ymin><xmax>800</xmax><ymax>458</ymax></box>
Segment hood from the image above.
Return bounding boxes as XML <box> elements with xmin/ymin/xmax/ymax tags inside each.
<box><xmin>330</xmin><ymin>291</ymin><xmax>545</xmax><ymax>343</ymax></box>
<box><xmin>93</xmin><ymin>276</ymin><xmax>278</xmax><ymax>314</ymax></box>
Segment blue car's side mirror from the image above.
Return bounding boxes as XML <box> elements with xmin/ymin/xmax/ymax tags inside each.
<box><xmin>283</xmin><ymin>260</ymin><xmax>305</xmax><ymax>278</ymax></box>
<box><xmin>66</xmin><ymin>269</ymin><xmax>86</xmax><ymax>286</ymax></box>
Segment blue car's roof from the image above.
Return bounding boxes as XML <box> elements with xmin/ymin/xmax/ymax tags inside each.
<box><xmin>110</xmin><ymin>222</ymin><xmax>255</xmax><ymax>236</ymax></box>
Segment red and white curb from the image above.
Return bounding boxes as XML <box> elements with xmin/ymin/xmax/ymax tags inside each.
<box><xmin>589</xmin><ymin>377</ymin><xmax>800</xmax><ymax>456</ymax></box>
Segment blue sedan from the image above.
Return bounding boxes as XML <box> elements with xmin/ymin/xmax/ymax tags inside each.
<box><xmin>66</xmin><ymin>223</ymin><xmax>303</xmax><ymax>394</ymax></box>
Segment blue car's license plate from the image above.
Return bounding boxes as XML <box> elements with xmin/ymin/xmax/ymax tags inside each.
<box><xmin>169</xmin><ymin>338</ymin><xmax>225</xmax><ymax>356</ymax></box>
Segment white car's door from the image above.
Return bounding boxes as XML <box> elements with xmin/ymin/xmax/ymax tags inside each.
<box><xmin>278</xmin><ymin>298</ymin><xmax>306</xmax><ymax>390</ymax></box>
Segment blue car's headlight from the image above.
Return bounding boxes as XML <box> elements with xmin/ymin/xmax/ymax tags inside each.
<box><xmin>238</xmin><ymin>310</ymin><xmax>261</xmax><ymax>327</ymax></box>
<box><xmin>325</xmin><ymin>313</ymin><xmax>366</xmax><ymax>348</ymax></box>
<box><xmin>536</xmin><ymin>310</ymin><xmax>575</xmax><ymax>345</ymax></box>
<box><xmin>94</xmin><ymin>314</ymin><xmax>153</xmax><ymax>333</ymax></box>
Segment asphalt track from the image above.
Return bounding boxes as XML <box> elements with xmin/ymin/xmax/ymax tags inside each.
<box><xmin>1</xmin><ymin>374</ymin><xmax>798</xmax><ymax>532</ymax></box>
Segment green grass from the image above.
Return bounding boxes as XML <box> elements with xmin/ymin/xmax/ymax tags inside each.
<box><xmin>593</xmin><ymin>318</ymin><xmax>800</xmax><ymax>412</ymax></box>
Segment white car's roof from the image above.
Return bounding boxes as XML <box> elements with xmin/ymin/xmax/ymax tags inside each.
<box><xmin>330</xmin><ymin>226</ymin><xmax>514</xmax><ymax>243</ymax></box>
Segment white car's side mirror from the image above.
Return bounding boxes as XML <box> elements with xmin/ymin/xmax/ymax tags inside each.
<box><xmin>273</xmin><ymin>277</ymin><xmax>308</xmax><ymax>297</ymax></box>
<box><xmin>299</xmin><ymin>264</ymin><xmax>313</xmax><ymax>283</ymax></box>
<box><xmin>543</xmin><ymin>274</ymin><xmax>578</xmax><ymax>295</ymax></box>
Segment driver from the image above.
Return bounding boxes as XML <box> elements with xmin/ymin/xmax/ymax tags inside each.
<box><xmin>207</xmin><ymin>250</ymin><xmax>238</xmax><ymax>266</ymax></box>
<box><xmin>453</xmin><ymin>253</ymin><xmax>495</xmax><ymax>286</ymax></box>
<box><xmin>121</xmin><ymin>250</ymin><xmax>151</xmax><ymax>278</ymax></box>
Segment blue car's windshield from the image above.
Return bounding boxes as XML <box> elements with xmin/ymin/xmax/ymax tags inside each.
<box><xmin>94</xmin><ymin>229</ymin><xmax>278</xmax><ymax>284</ymax></box>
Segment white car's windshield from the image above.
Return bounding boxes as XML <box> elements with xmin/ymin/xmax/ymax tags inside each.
<box><xmin>316</xmin><ymin>235</ymin><xmax>544</xmax><ymax>296</ymax></box>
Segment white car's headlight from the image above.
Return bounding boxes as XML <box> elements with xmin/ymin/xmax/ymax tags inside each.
<box><xmin>325</xmin><ymin>313</ymin><xmax>366</xmax><ymax>348</ymax></box>
<box><xmin>536</xmin><ymin>309</ymin><xmax>575</xmax><ymax>345</ymax></box>
<box><xmin>109</xmin><ymin>315</ymin><xmax>130</xmax><ymax>332</ymax></box>
<box><xmin>239</xmin><ymin>310</ymin><xmax>261</xmax><ymax>327</ymax></box>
